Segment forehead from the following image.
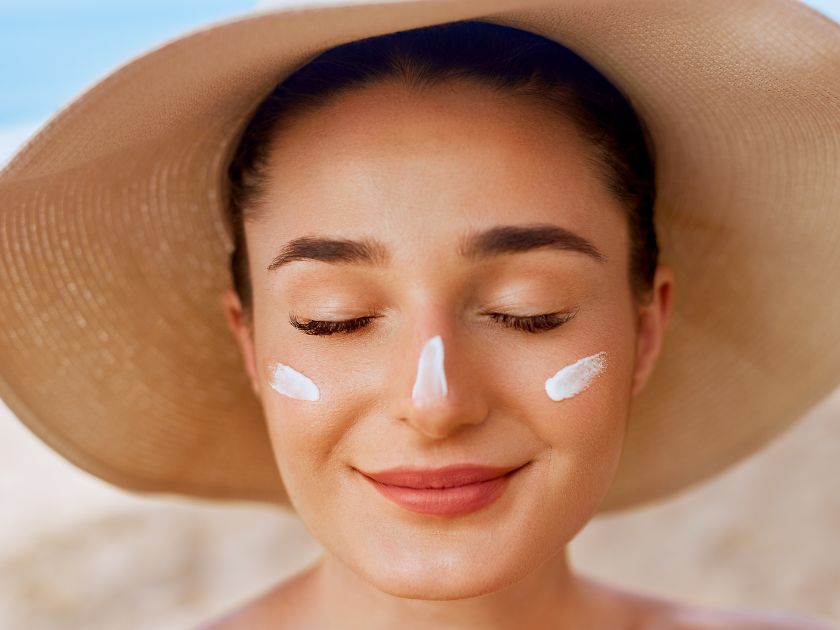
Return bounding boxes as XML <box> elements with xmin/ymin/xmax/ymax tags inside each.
<box><xmin>251</xmin><ymin>79</ymin><xmax>624</xmax><ymax>256</ymax></box>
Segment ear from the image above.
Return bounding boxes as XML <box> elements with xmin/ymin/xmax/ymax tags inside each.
<box><xmin>221</xmin><ymin>287</ymin><xmax>261</xmax><ymax>397</ymax></box>
<box><xmin>630</xmin><ymin>264</ymin><xmax>675</xmax><ymax>398</ymax></box>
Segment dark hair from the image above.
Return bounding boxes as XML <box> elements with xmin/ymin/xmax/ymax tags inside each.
<box><xmin>226</xmin><ymin>19</ymin><xmax>658</xmax><ymax>323</ymax></box>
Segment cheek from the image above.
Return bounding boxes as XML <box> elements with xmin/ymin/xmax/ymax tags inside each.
<box><xmin>258</xmin><ymin>351</ymin><xmax>371</xmax><ymax>516</ymax></box>
<box><xmin>495</xmin><ymin>313</ymin><xmax>635</xmax><ymax>495</ymax></box>
<box><xmin>533</xmin><ymin>349</ymin><xmax>635</xmax><ymax>510</ymax></box>
<box><xmin>522</xmin><ymin>349</ymin><xmax>631</xmax><ymax>461</ymax></box>
<box><xmin>259</xmin><ymin>360</ymin><xmax>332</xmax><ymax>495</ymax></box>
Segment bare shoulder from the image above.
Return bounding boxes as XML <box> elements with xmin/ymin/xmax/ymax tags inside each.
<box><xmin>579</xmin><ymin>575</ymin><xmax>835</xmax><ymax>630</ymax></box>
<box><xmin>651</xmin><ymin>599</ymin><xmax>837</xmax><ymax>630</ymax></box>
<box><xmin>197</xmin><ymin>562</ymin><xmax>320</xmax><ymax>630</ymax></box>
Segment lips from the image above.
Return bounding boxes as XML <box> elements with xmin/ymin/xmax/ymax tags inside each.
<box><xmin>357</xmin><ymin>463</ymin><xmax>526</xmax><ymax>517</ymax></box>
<box><xmin>359</xmin><ymin>463</ymin><xmax>522</xmax><ymax>489</ymax></box>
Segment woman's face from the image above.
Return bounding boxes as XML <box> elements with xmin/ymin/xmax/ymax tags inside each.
<box><xmin>224</xmin><ymin>79</ymin><xmax>671</xmax><ymax>598</ymax></box>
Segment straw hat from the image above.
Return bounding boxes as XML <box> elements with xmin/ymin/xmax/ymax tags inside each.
<box><xmin>1</xmin><ymin>0</ymin><xmax>839</xmax><ymax>515</ymax></box>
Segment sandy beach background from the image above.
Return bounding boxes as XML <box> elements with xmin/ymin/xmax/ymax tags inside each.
<box><xmin>1</xmin><ymin>384</ymin><xmax>838</xmax><ymax>629</ymax></box>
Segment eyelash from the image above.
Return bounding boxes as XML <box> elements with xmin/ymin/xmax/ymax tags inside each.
<box><xmin>288</xmin><ymin>309</ymin><xmax>578</xmax><ymax>336</ymax></box>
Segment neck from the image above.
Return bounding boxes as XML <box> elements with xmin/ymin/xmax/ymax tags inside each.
<box><xmin>305</xmin><ymin>547</ymin><xmax>605</xmax><ymax>629</ymax></box>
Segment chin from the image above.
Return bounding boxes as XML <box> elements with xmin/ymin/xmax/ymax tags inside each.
<box><xmin>359</xmin><ymin>552</ymin><xmax>531</xmax><ymax>601</ymax></box>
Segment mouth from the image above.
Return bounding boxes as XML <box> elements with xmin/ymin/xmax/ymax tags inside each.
<box><xmin>356</xmin><ymin>462</ymin><xmax>528</xmax><ymax>517</ymax></box>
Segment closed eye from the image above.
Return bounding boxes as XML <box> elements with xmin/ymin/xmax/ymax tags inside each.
<box><xmin>486</xmin><ymin>310</ymin><xmax>577</xmax><ymax>333</ymax></box>
<box><xmin>288</xmin><ymin>309</ymin><xmax>578</xmax><ymax>336</ymax></box>
<box><xmin>288</xmin><ymin>314</ymin><xmax>379</xmax><ymax>336</ymax></box>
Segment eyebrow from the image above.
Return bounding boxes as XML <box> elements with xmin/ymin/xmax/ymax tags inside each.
<box><xmin>267</xmin><ymin>223</ymin><xmax>606</xmax><ymax>271</ymax></box>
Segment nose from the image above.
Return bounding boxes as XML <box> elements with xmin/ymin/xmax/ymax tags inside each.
<box><xmin>411</xmin><ymin>335</ymin><xmax>448</xmax><ymax>404</ymax></box>
<box><xmin>397</xmin><ymin>333</ymin><xmax>489</xmax><ymax>440</ymax></box>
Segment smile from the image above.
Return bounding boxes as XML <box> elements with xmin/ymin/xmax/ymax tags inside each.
<box><xmin>357</xmin><ymin>463</ymin><xmax>527</xmax><ymax>517</ymax></box>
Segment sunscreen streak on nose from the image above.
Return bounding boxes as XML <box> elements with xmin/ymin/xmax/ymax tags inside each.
<box><xmin>545</xmin><ymin>351</ymin><xmax>607</xmax><ymax>402</ymax></box>
<box><xmin>411</xmin><ymin>335</ymin><xmax>448</xmax><ymax>404</ymax></box>
<box><xmin>269</xmin><ymin>362</ymin><xmax>320</xmax><ymax>401</ymax></box>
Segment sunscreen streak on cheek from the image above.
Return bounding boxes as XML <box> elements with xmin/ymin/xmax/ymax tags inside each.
<box><xmin>269</xmin><ymin>362</ymin><xmax>320</xmax><ymax>401</ymax></box>
<box><xmin>545</xmin><ymin>351</ymin><xmax>608</xmax><ymax>402</ymax></box>
<box><xmin>411</xmin><ymin>335</ymin><xmax>448</xmax><ymax>404</ymax></box>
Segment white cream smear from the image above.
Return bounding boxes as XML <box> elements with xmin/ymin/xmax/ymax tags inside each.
<box><xmin>269</xmin><ymin>362</ymin><xmax>320</xmax><ymax>401</ymax></box>
<box><xmin>545</xmin><ymin>351</ymin><xmax>608</xmax><ymax>402</ymax></box>
<box><xmin>411</xmin><ymin>335</ymin><xmax>448</xmax><ymax>404</ymax></box>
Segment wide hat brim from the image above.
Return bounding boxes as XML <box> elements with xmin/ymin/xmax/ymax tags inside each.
<box><xmin>1</xmin><ymin>0</ymin><xmax>839</xmax><ymax>515</ymax></box>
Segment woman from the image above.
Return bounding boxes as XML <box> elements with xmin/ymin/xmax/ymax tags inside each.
<box><xmin>1</xmin><ymin>1</ymin><xmax>838</xmax><ymax>628</ymax></box>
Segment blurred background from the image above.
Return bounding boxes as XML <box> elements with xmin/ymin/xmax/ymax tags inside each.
<box><xmin>2</xmin><ymin>1</ymin><xmax>840</xmax><ymax>628</ymax></box>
